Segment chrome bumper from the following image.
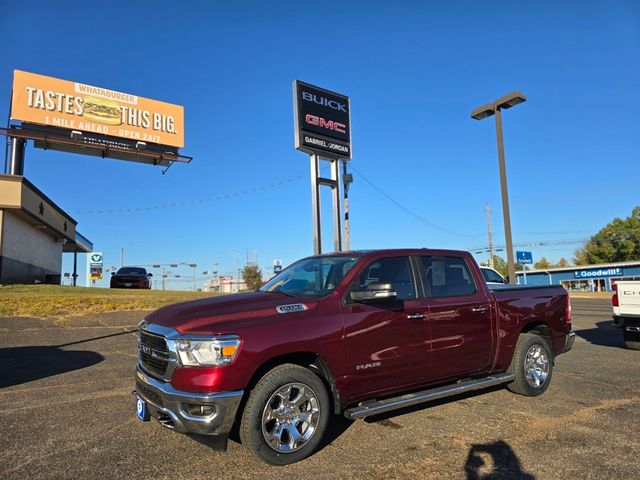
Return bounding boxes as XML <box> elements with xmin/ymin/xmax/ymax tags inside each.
<box><xmin>563</xmin><ymin>331</ymin><xmax>576</xmax><ymax>353</ymax></box>
<box><xmin>134</xmin><ymin>367</ymin><xmax>243</xmax><ymax>436</ymax></box>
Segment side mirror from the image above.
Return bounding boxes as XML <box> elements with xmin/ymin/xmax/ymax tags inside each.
<box><xmin>147</xmin><ymin>273</ymin><xmax>153</xmax><ymax>277</ymax></box>
<box><xmin>351</xmin><ymin>283</ymin><xmax>397</xmax><ymax>303</ymax></box>
<box><xmin>111</xmin><ymin>272</ymin><xmax>115</xmax><ymax>276</ymax></box>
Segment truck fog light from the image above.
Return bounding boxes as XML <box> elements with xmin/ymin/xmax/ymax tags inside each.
<box><xmin>185</xmin><ymin>404</ymin><xmax>216</xmax><ymax>417</ymax></box>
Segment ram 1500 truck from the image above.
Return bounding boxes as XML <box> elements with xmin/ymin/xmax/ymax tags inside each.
<box><xmin>134</xmin><ymin>249</ymin><xmax>574</xmax><ymax>465</ymax></box>
<box><xmin>612</xmin><ymin>280</ymin><xmax>640</xmax><ymax>350</ymax></box>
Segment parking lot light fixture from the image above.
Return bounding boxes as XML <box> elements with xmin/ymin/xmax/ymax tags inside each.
<box><xmin>471</xmin><ymin>91</ymin><xmax>527</xmax><ymax>284</ymax></box>
<box><xmin>471</xmin><ymin>104</ymin><xmax>496</xmax><ymax>120</ymax></box>
<box><xmin>495</xmin><ymin>91</ymin><xmax>526</xmax><ymax>110</ymax></box>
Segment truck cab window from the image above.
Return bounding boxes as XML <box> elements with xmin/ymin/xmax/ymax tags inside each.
<box><xmin>422</xmin><ymin>256</ymin><xmax>477</xmax><ymax>297</ymax></box>
<box><xmin>355</xmin><ymin>257</ymin><xmax>416</xmax><ymax>301</ymax></box>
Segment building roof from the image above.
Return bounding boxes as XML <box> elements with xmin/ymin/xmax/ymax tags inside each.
<box><xmin>515</xmin><ymin>260</ymin><xmax>640</xmax><ymax>276</ymax></box>
<box><xmin>0</xmin><ymin>174</ymin><xmax>92</xmax><ymax>253</ymax></box>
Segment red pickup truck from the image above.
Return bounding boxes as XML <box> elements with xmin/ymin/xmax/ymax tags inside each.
<box><xmin>134</xmin><ymin>249</ymin><xmax>574</xmax><ymax>465</ymax></box>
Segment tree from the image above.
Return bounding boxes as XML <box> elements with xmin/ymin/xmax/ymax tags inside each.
<box><xmin>554</xmin><ymin>257</ymin><xmax>570</xmax><ymax>268</ymax></box>
<box><xmin>242</xmin><ymin>264</ymin><xmax>263</xmax><ymax>291</ymax></box>
<box><xmin>575</xmin><ymin>206</ymin><xmax>640</xmax><ymax>264</ymax></box>
<box><xmin>573</xmin><ymin>247</ymin><xmax>589</xmax><ymax>266</ymax></box>
<box><xmin>534</xmin><ymin>257</ymin><xmax>551</xmax><ymax>269</ymax></box>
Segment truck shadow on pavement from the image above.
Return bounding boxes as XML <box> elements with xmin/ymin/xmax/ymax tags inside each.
<box><xmin>0</xmin><ymin>329</ymin><xmax>135</xmax><ymax>389</ymax></box>
<box><xmin>575</xmin><ymin>320</ymin><xmax>625</xmax><ymax>349</ymax></box>
<box><xmin>464</xmin><ymin>440</ymin><xmax>535</xmax><ymax>480</ymax></box>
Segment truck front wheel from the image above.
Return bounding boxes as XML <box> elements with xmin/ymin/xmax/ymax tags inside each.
<box><xmin>623</xmin><ymin>330</ymin><xmax>640</xmax><ymax>350</ymax></box>
<box><xmin>239</xmin><ymin>364</ymin><xmax>330</xmax><ymax>465</ymax></box>
<box><xmin>507</xmin><ymin>333</ymin><xmax>554</xmax><ymax>396</ymax></box>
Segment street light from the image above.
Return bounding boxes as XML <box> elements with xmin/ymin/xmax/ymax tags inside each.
<box><xmin>471</xmin><ymin>91</ymin><xmax>526</xmax><ymax>285</ymax></box>
<box><xmin>120</xmin><ymin>240</ymin><xmax>137</xmax><ymax>268</ymax></box>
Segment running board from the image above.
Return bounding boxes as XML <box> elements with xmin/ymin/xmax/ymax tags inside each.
<box><xmin>343</xmin><ymin>373</ymin><xmax>515</xmax><ymax>420</ymax></box>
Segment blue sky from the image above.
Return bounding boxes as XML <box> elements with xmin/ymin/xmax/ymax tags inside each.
<box><xmin>1</xmin><ymin>1</ymin><xmax>639</xmax><ymax>289</ymax></box>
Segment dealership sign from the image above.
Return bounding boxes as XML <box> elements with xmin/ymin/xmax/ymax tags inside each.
<box><xmin>574</xmin><ymin>267</ymin><xmax>622</xmax><ymax>279</ymax></box>
<box><xmin>11</xmin><ymin>70</ymin><xmax>184</xmax><ymax>148</ymax></box>
<box><xmin>293</xmin><ymin>80</ymin><xmax>351</xmax><ymax>159</ymax></box>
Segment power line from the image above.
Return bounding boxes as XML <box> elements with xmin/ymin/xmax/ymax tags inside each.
<box><xmin>469</xmin><ymin>238</ymin><xmax>588</xmax><ymax>253</ymax></box>
<box><xmin>74</xmin><ymin>174</ymin><xmax>306</xmax><ymax>215</ymax></box>
<box><xmin>349</xmin><ymin>165</ymin><xmax>482</xmax><ymax>238</ymax></box>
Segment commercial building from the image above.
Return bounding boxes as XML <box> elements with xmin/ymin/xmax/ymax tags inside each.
<box><xmin>202</xmin><ymin>275</ymin><xmax>247</xmax><ymax>293</ymax></box>
<box><xmin>0</xmin><ymin>174</ymin><xmax>92</xmax><ymax>284</ymax></box>
<box><xmin>515</xmin><ymin>261</ymin><xmax>640</xmax><ymax>292</ymax></box>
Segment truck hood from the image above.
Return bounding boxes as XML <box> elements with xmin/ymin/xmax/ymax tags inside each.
<box><xmin>144</xmin><ymin>291</ymin><xmax>318</xmax><ymax>335</ymax></box>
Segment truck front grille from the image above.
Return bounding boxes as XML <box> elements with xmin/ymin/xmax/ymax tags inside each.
<box><xmin>140</xmin><ymin>351</ymin><xmax>169</xmax><ymax>376</ymax></box>
<box><xmin>139</xmin><ymin>330</ymin><xmax>170</xmax><ymax>378</ymax></box>
<box><xmin>140</xmin><ymin>331</ymin><xmax>167</xmax><ymax>351</ymax></box>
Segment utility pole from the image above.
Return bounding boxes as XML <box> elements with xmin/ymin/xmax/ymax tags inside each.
<box><xmin>485</xmin><ymin>204</ymin><xmax>494</xmax><ymax>268</ymax></box>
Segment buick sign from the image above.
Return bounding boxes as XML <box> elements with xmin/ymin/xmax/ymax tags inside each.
<box><xmin>293</xmin><ymin>80</ymin><xmax>351</xmax><ymax>159</ymax></box>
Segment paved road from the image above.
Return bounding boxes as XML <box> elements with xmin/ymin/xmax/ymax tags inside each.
<box><xmin>0</xmin><ymin>298</ymin><xmax>638</xmax><ymax>479</ymax></box>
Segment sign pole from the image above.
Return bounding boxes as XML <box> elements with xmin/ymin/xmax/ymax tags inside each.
<box><xmin>523</xmin><ymin>264</ymin><xmax>527</xmax><ymax>285</ymax></box>
<box><xmin>331</xmin><ymin>159</ymin><xmax>342</xmax><ymax>252</ymax></box>
<box><xmin>310</xmin><ymin>154</ymin><xmax>322</xmax><ymax>255</ymax></box>
<box><xmin>72</xmin><ymin>252</ymin><xmax>77</xmax><ymax>287</ymax></box>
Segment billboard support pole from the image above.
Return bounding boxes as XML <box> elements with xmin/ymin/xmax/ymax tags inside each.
<box><xmin>331</xmin><ymin>159</ymin><xmax>342</xmax><ymax>252</ymax></box>
<box><xmin>310</xmin><ymin>154</ymin><xmax>322</xmax><ymax>255</ymax></box>
<box><xmin>9</xmin><ymin>135</ymin><xmax>25</xmax><ymax>176</ymax></box>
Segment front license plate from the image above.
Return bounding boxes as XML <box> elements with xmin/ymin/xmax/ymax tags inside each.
<box><xmin>124</xmin><ymin>283</ymin><xmax>132</xmax><ymax>287</ymax></box>
<box><xmin>136</xmin><ymin>395</ymin><xmax>149</xmax><ymax>421</ymax></box>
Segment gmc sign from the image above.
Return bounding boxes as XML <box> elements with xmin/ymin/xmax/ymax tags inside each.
<box><xmin>293</xmin><ymin>80</ymin><xmax>351</xmax><ymax>159</ymax></box>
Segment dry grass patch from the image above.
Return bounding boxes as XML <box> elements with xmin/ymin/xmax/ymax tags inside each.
<box><xmin>0</xmin><ymin>284</ymin><xmax>218</xmax><ymax>319</ymax></box>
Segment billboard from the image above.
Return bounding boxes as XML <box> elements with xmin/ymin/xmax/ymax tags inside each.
<box><xmin>293</xmin><ymin>80</ymin><xmax>351</xmax><ymax>159</ymax></box>
<box><xmin>11</xmin><ymin>70</ymin><xmax>184</xmax><ymax>148</ymax></box>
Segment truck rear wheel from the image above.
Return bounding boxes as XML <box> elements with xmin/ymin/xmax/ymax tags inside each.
<box><xmin>623</xmin><ymin>330</ymin><xmax>640</xmax><ymax>350</ymax></box>
<box><xmin>239</xmin><ymin>364</ymin><xmax>330</xmax><ymax>465</ymax></box>
<box><xmin>507</xmin><ymin>333</ymin><xmax>553</xmax><ymax>396</ymax></box>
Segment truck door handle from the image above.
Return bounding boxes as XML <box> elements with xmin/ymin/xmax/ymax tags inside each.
<box><xmin>472</xmin><ymin>306</ymin><xmax>489</xmax><ymax>313</ymax></box>
<box><xmin>407</xmin><ymin>313</ymin><xmax>426</xmax><ymax>320</ymax></box>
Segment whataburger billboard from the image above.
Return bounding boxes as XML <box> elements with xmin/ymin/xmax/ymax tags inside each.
<box><xmin>293</xmin><ymin>80</ymin><xmax>351</xmax><ymax>159</ymax></box>
<box><xmin>11</xmin><ymin>70</ymin><xmax>184</xmax><ymax>148</ymax></box>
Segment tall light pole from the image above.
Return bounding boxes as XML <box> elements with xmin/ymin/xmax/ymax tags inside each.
<box><xmin>471</xmin><ymin>91</ymin><xmax>526</xmax><ymax>285</ymax></box>
<box><xmin>120</xmin><ymin>240</ymin><xmax>137</xmax><ymax>268</ymax></box>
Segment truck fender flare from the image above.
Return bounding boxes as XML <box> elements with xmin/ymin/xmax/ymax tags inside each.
<box><xmin>246</xmin><ymin>352</ymin><xmax>342</xmax><ymax>415</ymax></box>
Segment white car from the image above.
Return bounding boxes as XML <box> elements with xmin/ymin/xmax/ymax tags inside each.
<box><xmin>480</xmin><ymin>266</ymin><xmax>508</xmax><ymax>285</ymax></box>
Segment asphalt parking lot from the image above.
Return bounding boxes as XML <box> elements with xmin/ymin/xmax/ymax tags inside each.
<box><xmin>1</xmin><ymin>297</ymin><xmax>638</xmax><ymax>479</ymax></box>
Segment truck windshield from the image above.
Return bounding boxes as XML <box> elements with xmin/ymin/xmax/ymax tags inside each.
<box><xmin>260</xmin><ymin>256</ymin><xmax>359</xmax><ymax>299</ymax></box>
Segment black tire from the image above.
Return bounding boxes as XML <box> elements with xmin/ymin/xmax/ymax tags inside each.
<box><xmin>507</xmin><ymin>333</ymin><xmax>554</xmax><ymax>396</ymax></box>
<box><xmin>239</xmin><ymin>364</ymin><xmax>330</xmax><ymax>465</ymax></box>
<box><xmin>623</xmin><ymin>330</ymin><xmax>640</xmax><ymax>350</ymax></box>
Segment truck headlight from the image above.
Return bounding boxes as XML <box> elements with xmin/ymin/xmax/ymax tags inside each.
<box><xmin>176</xmin><ymin>336</ymin><xmax>241</xmax><ymax>366</ymax></box>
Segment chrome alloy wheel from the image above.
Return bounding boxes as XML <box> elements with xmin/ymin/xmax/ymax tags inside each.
<box><xmin>524</xmin><ymin>344</ymin><xmax>550</xmax><ymax>388</ymax></box>
<box><xmin>261</xmin><ymin>382</ymin><xmax>320</xmax><ymax>453</ymax></box>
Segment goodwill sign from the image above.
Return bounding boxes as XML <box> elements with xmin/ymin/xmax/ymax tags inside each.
<box><xmin>574</xmin><ymin>267</ymin><xmax>622</xmax><ymax>279</ymax></box>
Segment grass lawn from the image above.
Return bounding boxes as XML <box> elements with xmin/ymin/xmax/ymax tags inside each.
<box><xmin>0</xmin><ymin>284</ymin><xmax>219</xmax><ymax>319</ymax></box>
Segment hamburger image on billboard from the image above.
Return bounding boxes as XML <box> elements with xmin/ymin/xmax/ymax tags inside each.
<box><xmin>82</xmin><ymin>96</ymin><xmax>122</xmax><ymax>126</ymax></box>
<box><xmin>10</xmin><ymin>70</ymin><xmax>184</xmax><ymax>148</ymax></box>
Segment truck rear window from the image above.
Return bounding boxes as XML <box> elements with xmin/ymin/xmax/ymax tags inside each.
<box><xmin>421</xmin><ymin>256</ymin><xmax>476</xmax><ymax>298</ymax></box>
